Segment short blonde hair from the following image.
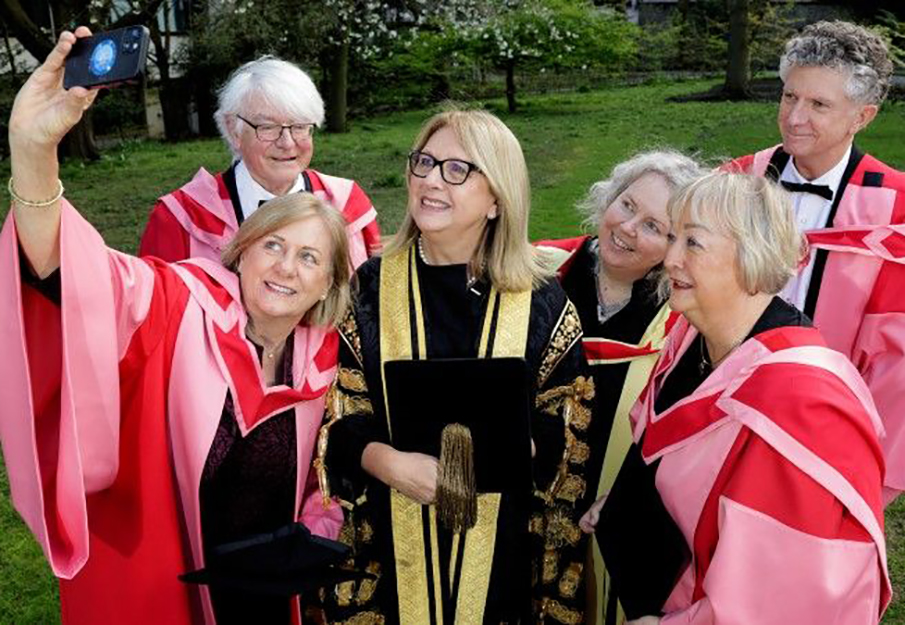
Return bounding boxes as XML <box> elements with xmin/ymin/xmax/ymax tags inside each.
<box><xmin>385</xmin><ymin>106</ymin><xmax>552</xmax><ymax>292</ymax></box>
<box><xmin>668</xmin><ymin>173</ymin><xmax>800</xmax><ymax>295</ymax></box>
<box><xmin>222</xmin><ymin>193</ymin><xmax>351</xmax><ymax>327</ymax></box>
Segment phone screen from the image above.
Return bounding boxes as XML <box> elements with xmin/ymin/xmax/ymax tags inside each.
<box><xmin>64</xmin><ymin>26</ymin><xmax>150</xmax><ymax>90</ymax></box>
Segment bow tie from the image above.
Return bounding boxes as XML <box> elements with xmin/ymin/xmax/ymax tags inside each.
<box><xmin>258</xmin><ymin>198</ymin><xmax>270</xmax><ymax>208</ymax></box>
<box><xmin>780</xmin><ymin>181</ymin><xmax>834</xmax><ymax>201</ymax></box>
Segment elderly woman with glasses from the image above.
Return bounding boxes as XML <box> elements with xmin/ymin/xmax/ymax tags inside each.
<box><xmin>315</xmin><ymin>107</ymin><xmax>595</xmax><ymax>622</ymax></box>
<box><xmin>139</xmin><ymin>56</ymin><xmax>380</xmax><ymax>268</ymax></box>
<box><xmin>590</xmin><ymin>173</ymin><xmax>889</xmax><ymax>625</ymax></box>
<box><xmin>1</xmin><ymin>31</ymin><xmax>356</xmax><ymax>625</ymax></box>
<box><xmin>537</xmin><ymin>150</ymin><xmax>705</xmax><ymax>625</ymax></box>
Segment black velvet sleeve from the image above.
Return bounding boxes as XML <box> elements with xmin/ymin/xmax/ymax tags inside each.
<box><xmin>321</xmin><ymin>312</ymin><xmax>389</xmax><ymax>508</ymax></box>
<box><xmin>527</xmin><ymin>282</ymin><xmax>596</xmax><ymax>624</ymax></box>
<box><xmin>319</xmin><ymin>258</ymin><xmax>388</xmax><ymax>505</ymax></box>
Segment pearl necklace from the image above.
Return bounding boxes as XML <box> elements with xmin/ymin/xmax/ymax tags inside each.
<box><xmin>418</xmin><ymin>235</ymin><xmax>483</xmax><ymax>289</ymax></box>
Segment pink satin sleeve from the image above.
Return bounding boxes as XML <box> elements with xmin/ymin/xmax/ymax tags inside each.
<box><xmin>0</xmin><ymin>201</ymin><xmax>156</xmax><ymax>579</ymax></box>
<box><xmin>854</xmin><ymin>311</ymin><xmax>905</xmax><ymax>501</ymax></box>
<box><xmin>661</xmin><ymin>497</ymin><xmax>882</xmax><ymax>625</ymax></box>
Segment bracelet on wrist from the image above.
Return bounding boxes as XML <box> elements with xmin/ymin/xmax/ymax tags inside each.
<box><xmin>8</xmin><ymin>177</ymin><xmax>65</xmax><ymax>208</ymax></box>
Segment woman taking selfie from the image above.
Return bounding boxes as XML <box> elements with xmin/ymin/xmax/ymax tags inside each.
<box><xmin>1</xmin><ymin>29</ymin><xmax>357</xmax><ymax>625</ymax></box>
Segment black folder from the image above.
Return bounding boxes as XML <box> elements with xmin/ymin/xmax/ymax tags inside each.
<box><xmin>180</xmin><ymin>522</ymin><xmax>371</xmax><ymax>597</ymax></box>
<box><xmin>383</xmin><ymin>357</ymin><xmax>533</xmax><ymax>494</ymax></box>
<box><xmin>596</xmin><ymin>443</ymin><xmax>691</xmax><ymax>619</ymax></box>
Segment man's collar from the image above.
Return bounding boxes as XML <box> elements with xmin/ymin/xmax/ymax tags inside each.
<box><xmin>234</xmin><ymin>160</ymin><xmax>307</xmax><ymax>217</ymax></box>
<box><xmin>783</xmin><ymin>144</ymin><xmax>852</xmax><ymax>193</ymax></box>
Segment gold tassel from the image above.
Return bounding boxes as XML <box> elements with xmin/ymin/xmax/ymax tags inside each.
<box><xmin>436</xmin><ymin>423</ymin><xmax>477</xmax><ymax>532</ymax></box>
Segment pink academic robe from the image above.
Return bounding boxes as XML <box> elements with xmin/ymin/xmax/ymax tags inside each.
<box><xmin>631</xmin><ymin>317</ymin><xmax>891</xmax><ymax>624</ymax></box>
<box><xmin>0</xmin><ymin>202</ymin><xmax>343</xmax><ymax>625</ymax></box>
<box><xmin>726</xmin><ymin>146</ymin><xmax>905</xmax><ymax>502</ymax></box>
<box><xmin>139</xmin><ymin>166</ymin><xmax>381</xmax><ymax>267</ymax></box>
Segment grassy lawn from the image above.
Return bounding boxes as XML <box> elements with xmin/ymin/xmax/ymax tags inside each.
<box><xmin>2</xmin><ymin>78</ymin><xmax>905</xmax><ymax>622</ymax></box>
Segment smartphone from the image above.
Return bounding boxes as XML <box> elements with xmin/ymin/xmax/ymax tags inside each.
<box><xmin>63</xmin><ymin>26</ymin><xmax>150</xmax><ymax>90</ymax></box>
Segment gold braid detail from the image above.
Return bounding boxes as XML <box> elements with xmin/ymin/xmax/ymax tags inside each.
<box><xmin>537</xmin><ymin>299</ymin><xmax>583</xmax><ymax>387</ymax></box>
<box><xmin>538</xmin><ymin>598</ymin><xmax>583</xmax><ymax>624</ymax></box>
<box><xmin>338</xmin><ymin>308</ymin><xmax>364</xmax><ymax>366</ymax></box>
<box><xmin>558</xmin><ymin>562</ymin><xmax>583</xmax><ymax>599</ymax></box>
<box><xmin>334</xmin><ymin>612</ymin><xmax>386</xmax><ymax>625</ymax></box>
<box><xmin>536</xmin><ymin>376</ymin><xmax>594</xmax><ymax>503</ymax></box>
<box><xmin>314</xmin><ymin>367</ymin><xmax>372</xmax><ymax>508</ymax></box>
<box><xmin>338</xmin><ymin>367</ymin><xmax>368</xmax><ymax>392</ymax></box>
<box><xmin>542</xmin><ymin>507</ymin><xmax>583</xmax><ymax>549</ymax></box>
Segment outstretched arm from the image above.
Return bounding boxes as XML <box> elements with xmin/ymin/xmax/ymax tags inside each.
<box><xmin>9</xmin><ymin>28</ymin><xmax>97</xmax><ymax>277</ymax></box>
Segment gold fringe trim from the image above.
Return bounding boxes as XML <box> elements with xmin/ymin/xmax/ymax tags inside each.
<box><xmin>435</xmin><ymin>423</ymin><xmax>478</xmax><ymax>532</ymax></box>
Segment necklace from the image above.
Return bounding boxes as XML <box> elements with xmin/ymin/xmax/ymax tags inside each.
<box><xmin>246</xmin><ymin>326</ymin><xmax>281</xmax><ymax>361</ymax></box>
<box><xmin>698</xmin><ymin>333</ymin><xmax>743</xmax><ymax>375</ymax></box>
<box><xmin>594</xmin><ymin>255</ymin><xmax>631</xmax><ymax>324</ymax></box>
<box><xmin>418</xmin><ymin>235</ymin><xmax>483</xmax><ymax>289</ymax></box>
<box><xmin>417</xmin><ymin>234</ymin><xmax>431</xmax><ymax>265</ymax></box>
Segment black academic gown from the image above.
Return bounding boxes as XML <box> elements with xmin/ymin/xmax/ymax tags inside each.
<box><xmin>320</xmin><ymin>250</ymin><xmax>594</xmax><ymax>624</ymax></box>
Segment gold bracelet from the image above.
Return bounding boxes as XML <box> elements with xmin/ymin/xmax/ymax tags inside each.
<box><xmin>8</xmin><ymin>177</ymin><xmax>65</xmax><ymax>208</ymax></box>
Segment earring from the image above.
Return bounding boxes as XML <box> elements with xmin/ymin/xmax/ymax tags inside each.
<box><xmin>320</xmin><ymin>292</ymin><xmax>328</xmax><ymax>301</ymax></box>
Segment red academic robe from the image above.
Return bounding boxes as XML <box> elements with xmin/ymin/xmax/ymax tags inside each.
<box><xmin>725</xmin><ymin>146</ymin><xmax>905</xmax><ymax>503</ymax></box>
<box><xmin>0</xmin><ymin>202</ymin><xmax>342</xmax><ymax>624</ymax></box>
<box><xmin>139</xmin><ymin>166</ymin><xmax>381</xmax><ymax>267</ymax></box>
<box><xmin>631</xmin><ymin>317</ymin><xmax>890</xmax><ymax>624</ymax></box>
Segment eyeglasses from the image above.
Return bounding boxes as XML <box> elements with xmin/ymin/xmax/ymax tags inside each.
<box><xmin>237</xmin><ymin>115</ymin><xmax>315</xmax><ymax>142</ymax></box>
<box><xmin>408</xmin><ymin>150</ymin><xmax>480</xmax><ymax>185</ymax></box>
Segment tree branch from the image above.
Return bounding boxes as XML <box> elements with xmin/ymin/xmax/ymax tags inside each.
<box><xmin>109</xmin><ymin>0</ymin><xmax>168</xmax><ymax>30</ymax></box>
<box><xmin>0</xmin><ymin>0</ymin><xmax>54</xmax><ymax>59</ymax></box>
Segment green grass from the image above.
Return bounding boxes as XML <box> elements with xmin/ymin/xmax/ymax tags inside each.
<box><xmin>2</xmin><ymin>78</ymin><xmax>905</xmax><ymax>623</ymax></box>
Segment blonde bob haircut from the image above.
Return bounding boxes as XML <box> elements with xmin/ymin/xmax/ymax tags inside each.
<box><xmin>222</xmin><ymin>193</ymin><xmax>352</xmax><ymax>327</ymax></box>
<box><xmin>668</xmin><ymin>173</ymin><xmax>800</xmax><ymax>295</ymax></box>
<box><xmin>385</xmin><ymin>106</ymin><xmax>553</xmax><ymax>292</ymax></box>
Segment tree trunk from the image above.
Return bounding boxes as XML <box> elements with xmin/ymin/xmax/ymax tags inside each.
<box><xmin>723</xmin><ymin>0</ymin><xmax>751</xmax><ymax>99</ymax></box>
<box><xmin>677</xmin><ymin>0</ymin><xmax>691</xmax><ymax>68</ymax></box>
<box><xmin>324</xmin><ymin>40</ymin><xmax>349</xmax><ymax>133</ymax></box>
<box><xmin>148</xmin><ymin>17</ymin><xmax>191</xmax><ymax>141</ymax></box>
<box><xmin>61</xmin><ymin>113</ymin><xmax>101</xmax><ymax>161</ymax></box>
<box><xmin>505</xmin><ymin>61</ymin><xmax>517</xmax><ymax>113</ymax></box>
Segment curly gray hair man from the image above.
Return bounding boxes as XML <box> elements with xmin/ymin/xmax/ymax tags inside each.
<box><xmin>725</xmin><ymin>20</ymin><xmax>905</xmax><ymax>506</ymax></box>
<box><xmin>780</xmin><ymin>20</ymin><xmax>894</xmax><ymax>106</ymax></box>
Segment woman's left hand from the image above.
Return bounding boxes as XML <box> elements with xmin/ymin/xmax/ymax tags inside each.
<box><xmin>579</xmin><ymin>492</ymin><xmax>608</xmax><ymax>533</ymax></box>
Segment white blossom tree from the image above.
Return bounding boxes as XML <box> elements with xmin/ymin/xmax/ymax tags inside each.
<box><xmin>460</xmin><ymin>0</ymin><xmax>638</xmax><ymax>112</ymax></box>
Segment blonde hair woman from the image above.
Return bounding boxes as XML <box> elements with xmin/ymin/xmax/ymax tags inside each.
<box><xmin>589</xmin><ymin>173</ymin><xmax>889</xmax><ymax>624</ymax></box>
<box><xmin>1</xmin><ymin>30</ymin><xmax>358</xmax><ymax>625</ymax></box>
<box><xmin>316</xmin><ymin>107</ymin><xmax>594</xmax><ymax>622</ymax></box>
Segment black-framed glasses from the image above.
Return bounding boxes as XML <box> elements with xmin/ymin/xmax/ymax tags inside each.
<box><xmin>408</xmin><ymin>150</ymin><xmax>481</xmax><ymax>185</ymax></box>
<box><xmin>237</xmin><ymin>114</ymin><xmax>315</xmax><ymax>142</ymax></box>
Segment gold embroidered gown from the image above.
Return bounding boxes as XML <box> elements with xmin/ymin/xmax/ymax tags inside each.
<box><xmin>316</xmin><ymin>247</ymin><xmax>594</xmax><ymax>624</ymax></box>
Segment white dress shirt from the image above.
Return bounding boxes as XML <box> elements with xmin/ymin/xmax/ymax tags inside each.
<box><xmin>778</xmin><ymin>145</ymin><xmax>852</xmax><ymax>311</ymax></box>
<box><xmin>234</xmin><ymin>160</ymin><xmax>308</xmax><ymax>220</ymax></box>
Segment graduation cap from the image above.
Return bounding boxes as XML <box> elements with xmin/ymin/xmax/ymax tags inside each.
<box><xmin>596</xmin><ymin>443</ymin><xmax>691</xmax><ymax>619</ymax></box>
<box><xmin>180</xmin><ymin>522</ymin><xmax>372</xmax><ymax>597</ymax></box>
<box><xmin>383</xmin><ymin>357</ymin><xmax>534</xmax><ymax>532</ymax></box>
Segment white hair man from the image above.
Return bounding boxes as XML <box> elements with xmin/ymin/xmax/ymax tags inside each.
<box><xmin>139</xmin><ymin>57</ymin><xmax>380</xmax><ymax>269</ymax></box>
<box><xmin>726</xmin><ymin>21</ymin><xmax>905</xmax><ymax>504</ymax></box>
